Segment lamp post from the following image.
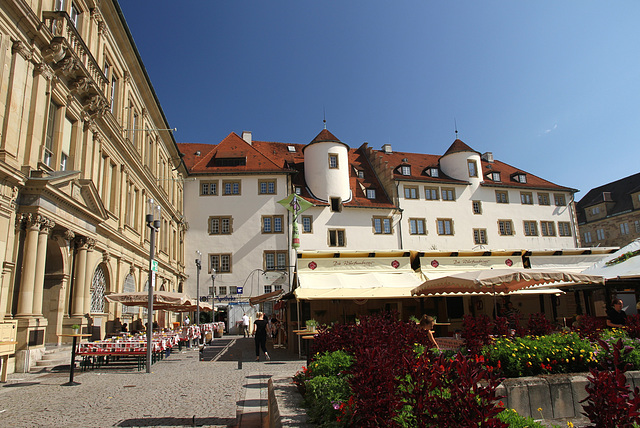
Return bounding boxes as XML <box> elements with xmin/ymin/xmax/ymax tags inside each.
<box><xmin>211</xmin><ymin>269</ymin><xmax>216</xmax><ymax>323</ymax></box>
<box><xmin>195</xmin><ymin>251</ymin><xmax>201</xmax><ymax>342</ymax></box>
<box><xmin>145</xmin><ymin>198</ymin><xmax>161</xmax><ymax>373</ymax></box>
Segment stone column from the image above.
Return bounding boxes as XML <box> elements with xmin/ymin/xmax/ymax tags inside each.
<box><xmin>32</xmin><ymin>218</ymin><xmax>55</xmax><ymax>317</ymax></box>
<box><xmin>16</xmin><ymin>214</ymin><xmax>43</xmax><ymax>317</ymax></box>
<box><xmin>83</xmin><ymin>239</ymin><xmax>96</xmax><ymax>314</ymax></box>
<box><xmin>71</xmin><ymin>238</ymin><xmax>88</xmax><ymax>316</ymax></box>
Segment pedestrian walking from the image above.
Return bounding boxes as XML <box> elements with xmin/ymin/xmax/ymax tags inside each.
<box><xmin>242</xmin><ymin>313</ymin><xmax>250</xmax><ymax>338</ymax></box>
<box><xmin>252</xmin><ymin>312</ymin><xmax>270</xmax><ymax>361</ymax></box>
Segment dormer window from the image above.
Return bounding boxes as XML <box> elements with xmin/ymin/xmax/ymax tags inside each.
<box><xmin>215</xmin><ymin>157</ymin><xmax>246</xmax><ymax>167</ymax></box>
<box><xmin>366</xmin><ymin>189</ymin><xmax>376</xmax><ymax>199</ymax></box>
<box><xmin>513</xmin><ymin>173</ymin><xmax>527</xmax><ymax>183</ymax></box>
<box><xmin>490</xmin><ymin>172</ymin><xmax>501</xmax><ymax>182</ymax></box>
<box><xmin>287</xmin><ymin>146</ymin><xmax>296</xmax><ymax>152</ymax></box>
<box><xmin>426</xmin><ymin>167</ymin><xmax>439</xmax><ymax>178</ymax></box>
<box><xmin>294</xmin><ymin>186</ymin><xmax>302</xmax><ymax>195</ymax></box>
<box><xmin>358</xmin><ymin>170</ymin><xmax>365</xmax><ymax>179</ymax></box>
<box><xmin>401</xmin><ymin>165</ymin><xmax>411</xmax><ymax>176</ymax></box>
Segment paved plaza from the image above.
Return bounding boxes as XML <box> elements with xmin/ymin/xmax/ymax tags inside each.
<box><xmin>0</xmin><ymin>335</ymin><xmax>307</xmax><ymax>427</ymax></box>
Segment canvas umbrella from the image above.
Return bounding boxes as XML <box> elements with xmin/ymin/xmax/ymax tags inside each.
<box><xmin>411</xmin><ymin>268</ymin><xmax>605</xmax><ymax>314</ymax></box>
<box><xmin>105</xmin><ymin>291</ymin><xmax>189</xmax><ymax>310</ymax></box>
<box><xmin>169</xmin><ymin>299</ymin><xmax>213</xmax><ymax>312</ymax></box>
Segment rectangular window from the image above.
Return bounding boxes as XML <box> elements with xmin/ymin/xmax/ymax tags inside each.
<box><xmin>491</xmin><ymin>172</ymin><xmax>501</xmax><ymax>182</ymax></box>
<box><xmin>584</xmin><ymin>231</ymin><xmax>593</xmax><ymax>243</ymax></box>
<box><xmin>328</xmin><ymin>229</ymin><xmax>346</xmax><ymax>247</ymax></box>
<box><xmin>541</xmin><ymin>221</ymin><xmax>556</xmax><ymax>236</ymax></box>
<box><xmin>441</xmin><ymin>188</ymin><xmax>455</xmax><ymax>201</ymax></box>
<box><xmin>495</xmin><ymin>191</ymin><xmax>509</xmax><ymax>204</ymax></box>
<box><xmin>554</xmin><ymin>194</ymin><xmax>567</xmax><ymax>206</ymax></box>
<box><xmin>472</xmin><ymin>200</ymin><xmax>482</xmax><ymax>214</ymax></box>
<box><xmin>596</xmin><ymin>228</ymin><xmax>605</xmax><ymax>240</ymax></box>
<box><xmin>61</xmin><ymin>115</ymin><xmax>73</xmax><ymax>171</ymax></box>
<box><xmin>209</xmin><ymin>216</ymin><xmax>232</xmax><ymax>235</ymax></box>
<box><xmin>523</xmin><ymin>221</ymin><xmax>538</xmax><ymax>236</ymax></box>
<box><xmin>218</xmin><ymin>286</ymin><xmax>227</xmax><ymax>296</ymax></box>
<box><xmin>404</xmin><ymin>186</ymin><xmax>418</xmax><ymax>199</ymax></box>
<box><xmin>635</xmin><ymin>220</ymin><xmax>640</xmax><ymax>233</ymax></box>
<box><xmin>372</xmin><ymin>217</ymin><xmax>392</xmax><ymax>234</ymax></box>
<box><xmin>264</xmin><ymin>250</ymin><xmax>288</xmax><ymax>270</ymax></box>
<box><xmin>428</xmin><ymin>168</ymin><xmax>439</xmax><ymax>177</ymax></box>
<box><xmin>409</xmin><ymin>218</ymin><xmax>426</xmax><ymax>235</ymax></box>
<box><xmin>473</xmin><ymin>229</ymin><xmax>487</xmax><ymax>245</ymax></box>
<box><xmin>498</xmin><ymin>220</ymin><xmax>514</xmax><ymax>236</ymax></box>
<box><xmin>592</xmin><ymin>207</ymin><xmax>600</xmax><ymax>215</ymax></box>
<box><xmin>437</xmin><ymin>218</ymin><xmax>453</xmax><ymax>235</ymax></box>
<box><xmin>621</xmin><ymin>223</ymin><xmax>630</xmax><ymax>235</ymax></box>
<box><xmin>259</xmin><ymin>179</ymin><xmax>277</xmax><ymax>195</ymax></box>
<box><xmin>294</xmin><ymin>186</ymin><xmax>302</xmax><ymax>195</ymax></box>
<box><xmin>467</xmin><ymin>160</ymin><xmax>478</xmax><ymax>177</ymax></box>
<box><xmin>210</xmin><ymin>253</ymin><xmax>231</xmax><ymax>273</ymax></box>
<box><xmin>558</xmin><ymin>222</ymin><xmax>571</xmax><ymax>237</ymax></box>
<box><xmin>328</xmin><ymin>154</ymin><xmax>339</xmax><ymax>169</ymax></box>
<box><xmin>230</xmin><ymin>286</ymin><xmax>238</xmax><ymax>295</ymax></box>
<box><xmin>302</xmin><ymin>215</ymin><xmax>313</xmax><ymax>233</ymax></box>
<box><xmin>223</xmin><ymin>180</ymin><xmax>241</xmax><ymax>195</ymax></box>
<box><xmin>262</xmin><ymin>215</ymin><xmax>284</xmax><ymax>233</ymax></box>
<box><xmin>44</xmin><ymin>100</ymin><xmax>58</xmax><ymax>167</ymax></box>
<box><xmin>425</xmin><ymin>187</ymin><xmax>439</xmax><ymax>200</ymax></box>
<box><xmin>401</xmin><ymin>165</ymin><xmax>411</xmax><ymax>176</ymax></box>
<box><xmin>357</xmin><ymin>170</ymin><xmax>365</xmax><ymax>178</ymax></box>
<box><xmin>263</xmin><ymin>285</ymin><xmax>272</xmax><ymax>294</ymax></box>
<box><xmin>200</xmin><ymin>181</ymin><xmax>218</xmax><ymax>196</ymax></box>
<box><xmin>520</xmin><ymin>192</ymin><xmax>533</xmax><ymax>205</ymax></box>
<box><xmin>538</xmin><ymin>193</ymin><xmax>550</xmax><ymax>205</ymax></box>
<box><xmin>366</xmin><ymin>189</ymin><xmax>376</xmax><ymax>199</ymax></box>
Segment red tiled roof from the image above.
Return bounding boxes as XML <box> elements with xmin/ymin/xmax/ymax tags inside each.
<box><xmin>180</xmin><ymin>133</ymin><xmax>286</xmax><ymax>174</ymax></box>
<box><xmin>443</xmin><ymin>139</ymin><xmax>478</xmax><ymax>156</ymax></box>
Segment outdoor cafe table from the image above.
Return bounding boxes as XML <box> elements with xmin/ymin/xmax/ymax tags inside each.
<box><xmin>76</xmin><ymin>332</ymin><xmax>181</xmax><ymax>370</ymax></box>
<box><xmin>57</xmin><ymin>333</ymin><xmax>92</xmax><ymax>386</ymax></box>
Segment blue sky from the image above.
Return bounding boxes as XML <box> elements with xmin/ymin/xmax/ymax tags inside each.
<box><xmin>118</xmin><ymin>1</ymin><xmax>640</xmax><ymax>199</ymax></box>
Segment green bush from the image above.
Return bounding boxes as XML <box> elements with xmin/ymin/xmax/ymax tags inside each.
<box><xmin>304</xmin><ymin>375</ymin><xmax>352</xmax><ymax>427</ymax></box>
<box><xmin>302</xmin><ymin>350</ymin><xmax>354</xmax><ymax>427</ymax></box>
<box><xmin>482</xmin><ymin>332</ymin><xmax>595</xmax><ymax>378</ymax></box>
<box><xmin>307</xmin><ymin>350</ymin><xmax>353</xmax><ymax>378</ymax></box>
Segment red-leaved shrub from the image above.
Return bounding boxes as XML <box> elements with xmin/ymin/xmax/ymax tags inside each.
<box><xmin>526</xmin><ymin>312</ymin><xmax>555</xmax><ymax>336</ymax></box>
<box><xmin>571</xmin><ymin>314</ymin><xmax>605</xmax><ymax>341</ymax></box>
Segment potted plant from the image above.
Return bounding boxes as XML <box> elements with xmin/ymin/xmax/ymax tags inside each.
<box><xmin>71</xmin><ymin>324</ymin><xmax>80</xmax><ymax>334</ymax></box>
<box><xmin>306</xmin><ymin>319</ymin><xmax>318</xmax><ymax>332</ymax></box>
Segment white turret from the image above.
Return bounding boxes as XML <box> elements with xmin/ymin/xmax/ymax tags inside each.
<box><xmin>303</xmin><ymin>129</ymin><xmax>351</xmax><ymax>203</ymax></box>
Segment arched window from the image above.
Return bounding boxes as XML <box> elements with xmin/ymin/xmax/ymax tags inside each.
<box><xmin>122</xmin><ymin>274</ymin><xmax>136</xmax><ymax>314</ymax></box>
<box><xmin>90</xmin><ymin>265</ymin><xmax>107</xmax><ymax>313</ymax></box>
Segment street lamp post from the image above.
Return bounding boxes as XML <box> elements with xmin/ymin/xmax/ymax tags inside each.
<box><xmin>195</xmin><ymin>251</ymin><xmax>201</xmax><ymax>343</ymax></box>
<box><xmin>211</xmin><ymin>269</ymin><xmax>216</xmax><ymax>323</ymax></box>
<box><xmin>145</xmin><ymin>198</ymin><xmax>161</xmax><ymax>374</ymax></box>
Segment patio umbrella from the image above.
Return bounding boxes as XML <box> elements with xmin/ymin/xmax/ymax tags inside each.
<box><xmin>411</xmin><ymin>268</ymin><xmax>604</xmax><ymax>296</ymax></box>
<box><xmin>104</xmin><ymin>291</ymin><xmax>189</xmax><ymax>310</ymax></box>
<box><xmin>170</xmin><ymin>300</ymin><xmax>213</xmax><ymax>312</ymax></box>
<box><xmin>411</xmin><ymin>268</ymin><xmax>605</xmax><ymax>315</ymax></box>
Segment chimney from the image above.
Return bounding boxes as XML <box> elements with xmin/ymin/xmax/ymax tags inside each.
<box><xmin>382</xmin><ymin>143</ymin><xmax>392</xmax><ymax>154</ymax></box>
<box><xmin>242</xmin><ymin>131</ymin><xmax>252</xmax><ymax>145</ymax></box>
<box><xmin>481</xmin><ymin>152</ymin><xmax>494</xmax><ymax>163</ymax></box>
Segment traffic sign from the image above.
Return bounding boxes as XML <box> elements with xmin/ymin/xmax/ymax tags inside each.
<box><xmin>151</xmin><ymin>260</ymin><xmax>158</xmax><ymax>272</ymax></box>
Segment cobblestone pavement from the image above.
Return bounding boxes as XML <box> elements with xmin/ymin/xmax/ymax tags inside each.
<box><xmin>0</xmin><ymin>335</ymin><xmax>595</xmax><ymax>427</ymax></box>
<box><xmin>0</xmin><ymin>335</ymin><xmax>305</xmax><ymax>428</ymax></box>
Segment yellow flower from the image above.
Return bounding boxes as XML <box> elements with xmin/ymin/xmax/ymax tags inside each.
<box><xmin>538</xmin><ymin>407</ymin><xmax>542</xmax><ymax>412</ymax></box>
<box><xmin>567</xmin><ymin>422</ymin><xmax>574</xmax><ymax>428</ymax></box>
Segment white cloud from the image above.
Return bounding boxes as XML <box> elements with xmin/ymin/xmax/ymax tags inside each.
<box><xmin>543</xmin><ymin>123</ymin><xmax>558</xmax><ymax>134</ymax></box>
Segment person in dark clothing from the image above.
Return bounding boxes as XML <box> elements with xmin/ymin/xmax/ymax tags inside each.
<box><xmin>252</xmin><ymin>312</ymin><xmax>270</xmax><ymax>361</ymax></box>
<box><xmin>607</xmin><ymin>298</ymin><xmax>627</xmax><ymax>328</ymax></box>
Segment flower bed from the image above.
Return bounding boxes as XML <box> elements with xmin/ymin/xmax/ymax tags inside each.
<box><xmin>293</xmin><ymin>312</ymin><xmax>640</xmax><ymax>427</ymax></box>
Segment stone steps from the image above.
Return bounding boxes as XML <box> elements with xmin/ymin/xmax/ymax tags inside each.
<box><xmin>31</xmin><ymin>345</ymin><xmax>72</xmax><ymax>371</ymax></box>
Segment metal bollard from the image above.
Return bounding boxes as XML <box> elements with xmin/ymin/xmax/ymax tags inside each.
<box><xmin>238</xmin><ymin>359</ymin><xmax>242</xmax><ymax>369</ymax></box>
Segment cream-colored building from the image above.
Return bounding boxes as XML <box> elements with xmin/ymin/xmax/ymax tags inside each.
<box><xmin>0</xmin><ymin>0</ymin><xmax>187</xmax><ymax>372</ymax></box>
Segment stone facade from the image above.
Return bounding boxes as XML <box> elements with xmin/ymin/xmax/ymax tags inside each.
<box><xmin>0</xmin><ymin>0</ymin><xmax>186</xmax><ymax>372</ymax></box>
